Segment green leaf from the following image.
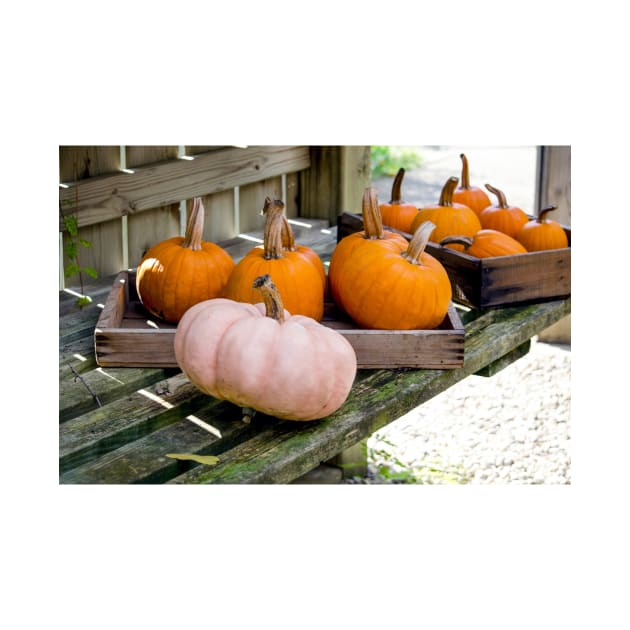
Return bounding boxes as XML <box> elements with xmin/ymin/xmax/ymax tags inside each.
<box><xmin>65</xmin><ymin>241</ymin><xmax>77</xmax><ymax>261</ymax></box>
<box><xmin>76</xmin><ymin>296</ymin><xmax>92</xmax><ymax>309</ymax></box>
<box><xmin>82</xmin><ymin>266</ymin><xmax>98</xmax><ymax>279</ymax></box>
<box><xmin>64</xmin><ymin>262</ymin><xmax>80</xmax><ymax>278</ymax></box>
<box><xmin>166</xmin><ymin>453</ymin><xmax>220</xmax><ymax>466</ymax></box>
<box><xmin>64</xmin><ymin>215</ymin><xmax>79</xmax><ymax>236</ymax></box>
<box><xmin>78</xmin><ymin>238</ymin><xmax>93</xmax><ymax>249</ymax></box>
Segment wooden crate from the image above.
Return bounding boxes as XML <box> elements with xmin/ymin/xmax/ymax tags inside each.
<box><xmin>95</xmin><ymin>270</ymin><xmax>464</xmax><ymax>369</ymax></box>
<box><xmin>338</xmin><ymin>212</ymin><xmax>571</xmax><ymax>310</ymax></box>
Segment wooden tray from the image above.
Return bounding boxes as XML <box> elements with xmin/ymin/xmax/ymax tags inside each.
<box><xmin>95</xmin><ymin>270</ymin><xmax>465</xmax><ymax>369</ymax></box>
<box><xmin>338</xmin><ymin>212</ymin><xmax>571</xmax><ymax>309</ymax></box>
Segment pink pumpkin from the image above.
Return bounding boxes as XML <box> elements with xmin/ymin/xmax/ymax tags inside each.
<box><xmin>174</xmin><ymin>274</ymin><xmax>357</xmax><ymax>421</ymax></box>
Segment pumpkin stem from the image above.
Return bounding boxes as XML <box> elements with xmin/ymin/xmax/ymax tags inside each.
<box><xmin>181</xmin><ymin>197</ymin><xmax>204</xmax><ymax>251</ymax></box>
<box><xmin>460</xmin><ymin>154</ymin><xmax>471</xmax><ymax>190</ymax></box>
<box><xmin>262</xmin><ymin>198</ymin><xmax>287</xmax><ymax>259</ymax></box>
<box><xmin>440</xmin><ymin>235</ymin><xmax>473</xmax><ymax>250</ymax></box>
<box><xmin>485</xmin><ymin>183</ymin><xmax>509</xmax><ymax>208</ymax></box>
<box><xmin>362</xmin><ymin>187</ymin><xmax>384</xmax><ymax>239</ymax></box>
<box><xmin>537</xmin><ymin>205</ymin><xmax>558</xmax><ymax>223</ymax></box>
<box><xmin>389</xmin><ymin>167</ymin><xmax>405</xmax><ymax>204</ymax></box>
<box><xmin>438</xmin><ymin>177</ymin><xmax>459</xmax><ymax>207</ymax></box>
<box><xmin>401</xmin><ymin>221</ymin><xmax>436</xmax><ymax>265</ymax></box>
<box><xmin>253</xmin><ymin>274</ymin><xmax>285</xmax><ymax>323</ymax></box>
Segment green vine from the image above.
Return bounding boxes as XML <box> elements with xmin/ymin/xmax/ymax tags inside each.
<box><xmin>60</xmin><ymin>157</ymin><xmax>98</xmax><ymax>308</ymax></box>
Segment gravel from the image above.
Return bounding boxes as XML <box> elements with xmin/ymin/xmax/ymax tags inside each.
<box><xmin>345</xmin><ymin>336</ymin><xmax>571</xmax><ymax>484</ymax></box>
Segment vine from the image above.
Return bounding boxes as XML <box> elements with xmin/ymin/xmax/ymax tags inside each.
<box><xmin>60</xmin><ymin>156</ymin><xmax>98</xmax><ymax>308</ymax></box>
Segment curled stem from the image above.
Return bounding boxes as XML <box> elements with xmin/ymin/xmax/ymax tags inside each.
<box><xmin>253</xmin><ymin>274</ymin><xmax>285</xmax><ymax>323</ymax></box>
<box><xmin>485</xmin><ymin>183</ymin><xmax>509</xmax><ymax>208</ymax></box>
<box><xmin>362</xmin><ymin>187</ymin><xmax>384</xmax><ymax>239</ymax></box>
<box><xmin>181</xmin><ymin>197</ymin><xmax>204</xmax><ymax>251</ymax></box>
<box><xmin>537</xmin><ymin>205</ymin><xmax>558</xmax><ymax>223</ymax></box>
<box><xmin>401</xmin><ymin>221</ymin><xmax>436</xmax><ymax>265</ymax></box>
<box><xmin>438</xmin><ymin>177</ymin><xmax>459</xmax><ymax>207</ymax></box>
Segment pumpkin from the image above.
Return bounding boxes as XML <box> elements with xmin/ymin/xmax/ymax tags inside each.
<box><xmin>329</xmin><ymin>187</ymin><xmax>409</xmax><ymax>318</ymax></box>
<box><xmin>379</xmin><ymin>167</ymin><xmax>420</xmax><ymax>233</ymax></box>
<box><xmin>329</xmin><ymin>188</ymin><xmax>451</xmax><ymax>330</ymax></box>
<box><xmin>440</xmin><ymin>229</ymin><xmax>527</xmax><ymax>257</ymax></box>
<box><xmin>479</xmin><ymin>184</ymin><xmax>529</xmax><ymax>238</ymax></box>
<box><xmin>516</xmin><ymin>205</ymin><xmax>569</xmax><ymax>251</ymax></box>
<box><xmin>452</xmin><ymin>153</ymin><xmax>491</xmax><ymax>216</ymax></box>
<box><xmin>135</xmin><ymin>197</ymin><xmax>235</xmax><ymax>323</ymax></box>
<box><xmin>409</xmin><ymin>176</ymin><xmax>482</xmax><ymax>252</ymax></box>
<box><xmin>174</xmin><ymin>274</ymin><xmax>357</xmax><ymax>421</ymax></box>
<box><xmin>223</xmin><ymin>197</ymin><xmax>326</xmax><ymax>321</ymax></box>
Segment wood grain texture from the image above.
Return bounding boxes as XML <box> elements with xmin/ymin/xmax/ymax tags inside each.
<box><xmin>94</xmin><ymin>271</ymin><xmax>465</xmax><ymax>369</ymax></box>
<box><xmin>59</xmin><ymin>146</ymin><xmax>310</xmax><ymax>228</ymax></box>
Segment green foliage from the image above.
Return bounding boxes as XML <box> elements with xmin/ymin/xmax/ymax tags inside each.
<box><xmin>61</xmin><ymin>200</ymin><xmax>98</xmax><ymax>309</ymax></box>
<box><xmin>370</xmin><ymin>146</ymin><xmax>424</xmax><ymax>179</ymax></box>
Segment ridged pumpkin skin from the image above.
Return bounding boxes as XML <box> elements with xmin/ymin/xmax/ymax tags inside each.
<box><xmin>516</xmin><ymin>205</ymin><xmax>569</xmax><ymax>252</ymax></box>
<box><xmin>329</xmin><ymin>189</ymin><xmax>451</xmax><ymax>330</ymax></box>
<box><xmin>136</xmin><ymin>197</ymin><xmax>235</xmax><ymax>323</ymax></box>
<box><xmin>174</xmin><ymin>275</ymin><xmax>357</xmax><ymax>421</ymax></box>
<box><xmin>409</xmin><ymin>176</ymin><xmax>482</xmax><ymax>252</ymax></box>
<box><xmin>441</xmin><ymin>229</ymin><xmax>527</xmax><ymax>258</ymax></box>
<box><xmin>379</xmin><ymin>167</ymin><xmax>420</xmax><ymax>233</ymax></box>
<box><xmin>452</xmin><ymin>153</ymin><xmax>491</xmax><ymax>216</ymax></box>
<box><xmin>479</xmin><ymin>184</ymin><xmax>529</xmax><ymax>238</ymax></box>
<box><xmin>224</xmin><ymin>198</ymin><xmax>326</xmax><ymax>321</ymax></box>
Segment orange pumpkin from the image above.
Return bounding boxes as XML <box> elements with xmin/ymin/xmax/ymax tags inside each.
<box><xmin>452</xmin><ymin>153</ymin><xmax>491</xmax><ymax>216</ymax></box>
<box><xmin>174</xmin><ymin>274</ymin><xmax>357</xmax><ymax>421</ymax></box>
<box><xmin>329</xmin><ymin>187</ymin><xmax>409</xmax><ymax>318</ymax></box>
<box><xmin>329</xmin><ymin>188</ymin><xmax>451</xmax><ymax>330</ymax></box>
<box><xmin>440</xmin><ymin>229</ymin><xmax>527</xmax><ymax>257</ymax></box>
<box><xmin>223</xmin><ymin>197</ymin><xmax>326</xmax><ymax>321</ymax></box>
<box><xmin>479</xmin><ymin>184</ymin><xmax>529</xmax><ymax>238</ymax></box>
<box><xmin>516</xmin><ymin>205</ymin><xmax>569</xmax><ymax>251</ymax></box>
<box><xmin>135</xmin><ymin>197</ymin><xmax>235</xmax><ymax>323</ymax></box>
<box><xmin>409</xmin><ymin>176</ymin><xmax>482</xmax><ymax>252</ymax></box>
<box><xmin>379</xmin><ymin>167</ymin><xmax>420</xmax><ymax>233</ymax></box>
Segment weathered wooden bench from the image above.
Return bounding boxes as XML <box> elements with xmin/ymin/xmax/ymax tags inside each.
<box><xmin>59</xmin><ymin>220</ymin><xmax>570</xmax><ymax>484</ymax></box>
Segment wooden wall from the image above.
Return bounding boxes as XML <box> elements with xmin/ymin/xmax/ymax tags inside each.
<box><xmin>535</xmin><ymin>146</ymin><xmax>571</xmax><ymax>345</ymax></box>
<box><xmin>59</xmin><ymin>146</ymin><xmax>312</xmax><ymax>285</ymax></box>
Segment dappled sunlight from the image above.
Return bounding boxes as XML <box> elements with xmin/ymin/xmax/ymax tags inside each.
<box><xmin>95</xmin><ymin>367</ymin><xmax>124</xmax><ymax>384</ymax></box>
<box><xmin>287</xmin><ymin>218</ymin><xmax>312</xmax><ymax>228</ymax></box>
<box><xmin>137</xmin><ymin>389</ymin><xmax>222</xmax><ymax>438</ymax></box>
<box><xmin>73</xmin><ymin>353</ymin><xmax>88</xmax><ymax>362</ymax></box>
<box><xmin>238</xmin><ymin>233</ymin><xmax>264</xmax><ymax>244</ymax></box>
<box><xmin>141</xmin><ymin>258</ymin><xmax>164</xmax><ymax>274</ymax></box>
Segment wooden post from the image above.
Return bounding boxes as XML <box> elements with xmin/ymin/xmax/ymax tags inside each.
<box><xmin>535</xmin><ymin>146</ymin><xmax>571</xmax><ymax>344</ymax></box>
<box><xmin>298</xmin><ymin>146</ymin><xmax>371</xmax><ymax>224</ymax></box>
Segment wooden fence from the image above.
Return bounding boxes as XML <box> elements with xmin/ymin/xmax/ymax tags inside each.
<box><xmin>59</xmin><ymin>145</ymin><xmax>371</xmax><ymax>286</ymax></box>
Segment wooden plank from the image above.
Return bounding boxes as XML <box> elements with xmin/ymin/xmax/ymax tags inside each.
<box><xmin>60</xmin><ymin>372</ymin><xmax>212</xmax><ymax>473</ymax></box>
<box><xmin>59</xmin><ymin>364</ymin><xmax>179</xmax><ymax>422</ymax></box>
<box><xmin>474</xmin><ymin>340</ymin><xmax>531</xmax><ymax>377</ymax></box>
<box><xmin>60</xmin><ymin>399</ymin><xmax>257</xmax><ymax>484</ymax></box>
<box><xmin>127</xmin><ymin>204</ymin><xmax>181</xmax><ymax>265</ymax></box>
<box><xmin>299</xmin><ymin>147</ymin><xmax>371</xmax><ymax>224</ymax></box>
<box><xmin>168</xmin><ymin>297</ymin><xmax>571</xmax><ymax>484</ymax></box>
<box><xmin>238</xmin><ymin>177</ymin><xmax>284</xmax><ymax>234</ymax></box>
<box><xmin>59</xmin><ymin>146</ymin><xmax>120</xmax><ymax>181</ymax></box>
<box><xmin>59</xmin><ymin>146</ymin><xmax>311</xmax><ymax>227</ymax></box>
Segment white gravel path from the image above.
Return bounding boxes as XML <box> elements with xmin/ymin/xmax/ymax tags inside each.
<box><xmin>347</xmin><ymin>336</ymin><xmax>571</xmax><ymax>484</ymax></box>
